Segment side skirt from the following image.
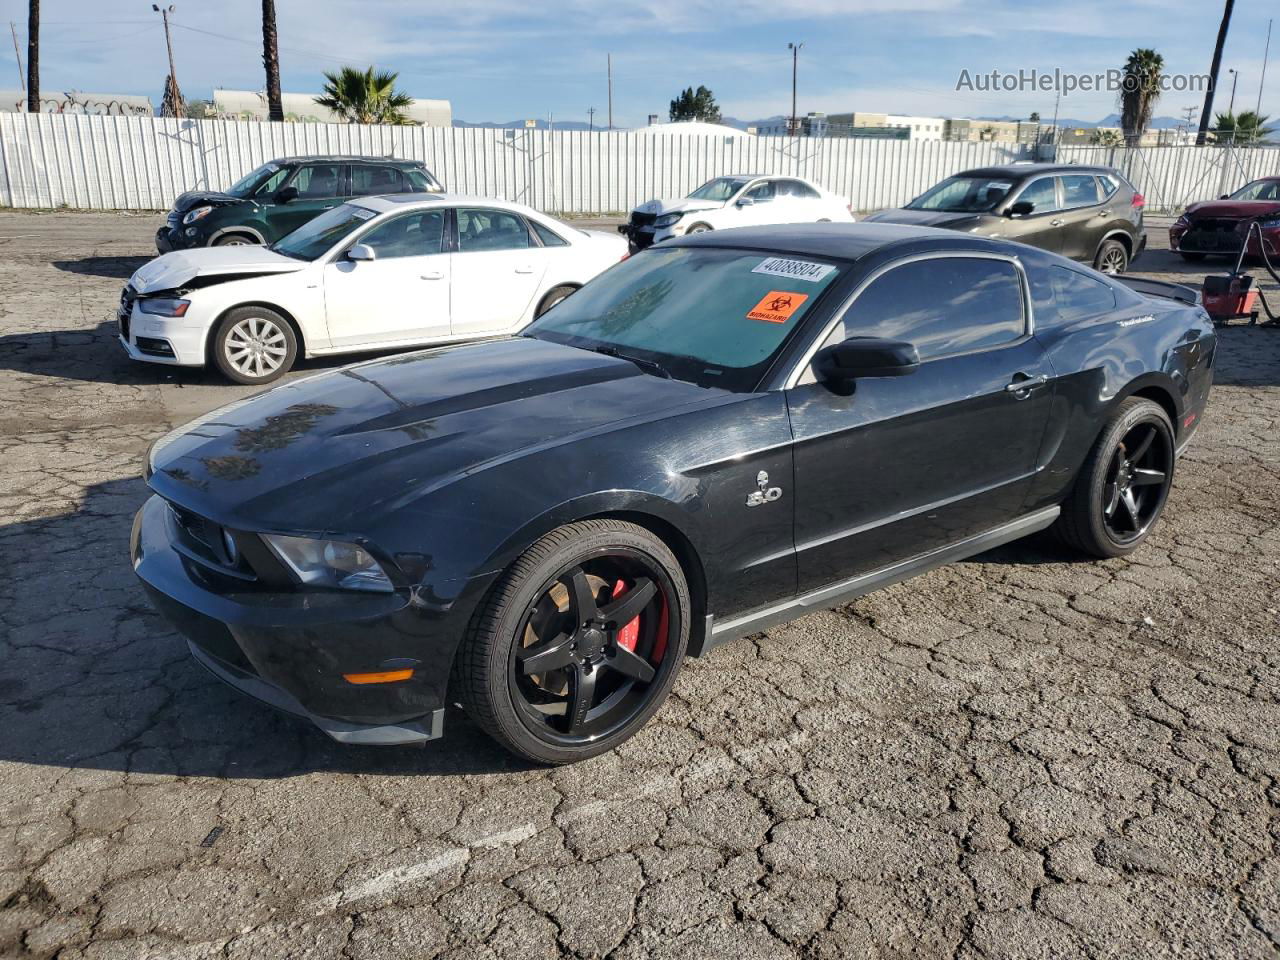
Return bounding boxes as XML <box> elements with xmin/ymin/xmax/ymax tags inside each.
<box><xmin>695</xmin><ymin>505</ymin><xmax>1060</xmax><ymax>655</ymax></box>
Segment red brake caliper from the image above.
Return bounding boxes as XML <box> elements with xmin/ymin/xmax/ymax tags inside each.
<box><xmin>611</xmin><ymin>579</ymin><xmax>640</xmax><ymax>652</ymax></box>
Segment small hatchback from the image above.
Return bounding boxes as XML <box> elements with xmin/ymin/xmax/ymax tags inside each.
<box><xmin>155</xmin><ymin>155</ymin><xmax>443</xmax><ymax>253</ymax></box>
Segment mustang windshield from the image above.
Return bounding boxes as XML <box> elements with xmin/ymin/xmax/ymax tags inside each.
<box><xmin>687</xmin><ymin>177</ymin><xmax>750</xmax><ymax>202</ymax></box>
<box><xmin>271</xmin><ymin>203</ymin><xmax>378</xmax><ymax>260</ymax></box>
<box><xmin>907</xmin><ymin>176</ymin><xmax>1014</xmax><ymax>212</ymax></box>
<box><xmin>527</xmin><ymin>246</ymin><xmax>842</xmax><ymax>390</ymax></box>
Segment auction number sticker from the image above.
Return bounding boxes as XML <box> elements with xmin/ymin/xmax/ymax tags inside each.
<box><xmin>748</xmin><ymin>290</ymin><xmax>809</xmax><ymax>324</ymax></box>
<box><xmin>751</xmin><ymin>257</ymin><xmax>836</xmax><ymax>283</ymax></box>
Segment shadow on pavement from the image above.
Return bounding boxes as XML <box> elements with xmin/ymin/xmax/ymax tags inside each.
<box><xmin>0</xmin><ymin>475</ymin><xmax>533</xmax><ymax>779</ymax></box>
<box><xmin>52</xmin><ymin>255</ymin><xmax>151</xmax><ymax>280</ymax></box>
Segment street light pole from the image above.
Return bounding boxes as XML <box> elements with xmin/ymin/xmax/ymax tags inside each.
<box><xmin>788</xmin><ymin>42</ymin><xmax>803</xmax><ymax>136</ymax></box>
<box><xmin>1227</xmin><ymin>68</ymin><xmax>1238</xmax><ymax>113</ymax></box>
<box><xmin>1258</xmin><ymin>19</ymin><xmax>1273</xmax><ymax>119</ymax></box>
<box><xmin>153</xmin><ymin>4</ymin><xmax>182</xmax><ymax>119</ymax></box>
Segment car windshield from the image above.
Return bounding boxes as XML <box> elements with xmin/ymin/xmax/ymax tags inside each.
<box><xmin>271</xmin><ymin>203</ymin><xmax>379</xmax><ymax>260</ymax></box>
<box><xmin>906</xmin><ymin>176</ymin><xmax>1015</xmax><ymax>212</ymax></box>
<box><xmin>687</xmin><ymin>177</ymin><xmax>749</xmax><ymax>202</ymax></box>
<box><xmin>1228</xmin><ymin>179</ymin><xmax>1280</xmax><ymax>202</ymax></box>
<box><xmin>225</xmin><ymin>162</ymin><xmax>281</xmax><ymax>198</ymax></box>
<box><xmin>526</xmin><ymin>246</ymin><xmax>842</xmax><ymax>390</ymax></box>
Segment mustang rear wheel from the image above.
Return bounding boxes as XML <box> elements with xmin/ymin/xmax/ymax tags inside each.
<box><xmin>1054</xmin><ymin>397</ymin><xmax>1175</xmax><ymax>558</ymax></box>
<box><xmin>454</xmin><ymin>519</ymin><xmax>689</xmax><ymax>764</ymax></box>
<box><xmin>212</xmin><ymin>306</ymin><xmax>297</xmax><ymax>385</ymax></box>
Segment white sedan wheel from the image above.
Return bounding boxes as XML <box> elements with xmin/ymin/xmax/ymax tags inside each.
<box><xmin>225</xmin><ymin>316</ymin><xmax>288</xmax><ymax>379</ymax></box>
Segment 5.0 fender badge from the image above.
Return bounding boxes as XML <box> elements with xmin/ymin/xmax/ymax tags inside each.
<box><xmin>746</xmin><ymin>470</ymin><xmax>783</xmax><ymax>507</ymax></box>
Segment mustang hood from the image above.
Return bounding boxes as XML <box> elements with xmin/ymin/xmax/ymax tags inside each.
<box><xmin>632</xmin><ymin>197</ymin><xmax>723</xmax><ymax>217</ymax></box>
<box><xmin>1183</xmin><ymin>199</ymin><xmax>1280</xmax><ymax>220</ymax></box>
<box><xmin>130</xmin><ymin>246</ymin><xmax>306</xmax><ymax>293</ymax></box>
<box><xmin>862</xmin><ymin>208</ymin><xmax>982</xmax><ymax>229</ymax></box>
<box><xmin>147</xmin><ymin>337</ymin><xmax>727</xmax><ymax>531</ymax></box>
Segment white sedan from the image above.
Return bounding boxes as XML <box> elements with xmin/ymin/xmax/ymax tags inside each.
<box><xmin>619</xmin><ymin>175</ymin><xmax>853</xmax><ymax>251</ymax></box>
<box><xmin>119</xmin><ymin>195</ymin><xmax>628</xmax><ymax>384</ymax></box>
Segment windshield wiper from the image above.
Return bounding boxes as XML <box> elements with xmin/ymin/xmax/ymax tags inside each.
<box><xmin>591</xmin><ymin>345</ymin><xmax>672</xmax><ymax>379</ymax></box>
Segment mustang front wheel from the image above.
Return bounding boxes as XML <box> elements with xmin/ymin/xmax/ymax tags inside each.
<box><xmin>454</xmin><ymin>519</ymin><xmax>689</xmax><ymax>764</ymax></box>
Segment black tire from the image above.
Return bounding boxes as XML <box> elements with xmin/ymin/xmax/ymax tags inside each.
<box><xmin>536</xmin><ymin>284</ymin><xmax>577</xmax><ymax>317</ymax></box>
<box><xmin>454</xmin><ymin>519</ymin><xmax>690</xmax><ymax>764</ymax></box>
<box><xmin>1054</xmin><ymin>397</ymin><xmax>1175</xmax><ymax>558</ymax></box>
<box><xmin>211</xmin><ymin>306</ymin><xmax>298</xmax><ymax>385</ymax></box>
<box><xmin>1179</xmin><ymin>251</ymin><xmax>1207</xmax><ymax>263</ymax></box>
<box><xmin>1094</xmin><ymin>238</ymin><xmax>1130</xmax><ymax>275</ymax></box>
<box><xmin>685</xmin><ymin>223</ymin><xmax>712</xmax><ymax>234</ymax></box>
<box><xmin>211</xmin><ymin>233</ymin><xmax>258</xmax><ymax>247</ymax></box>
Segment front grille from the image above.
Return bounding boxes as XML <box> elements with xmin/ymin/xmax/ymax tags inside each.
<box><xmin>630</xmin><ymin>211</ymin><xmax>657</xmax><ymax>228</ymax></box>
<box><xmin>166</xmin><ymin>502</ymin><xmax>254</xmax><ymax>580</ymax></box>
<box><xmin>1189</xmin><ymin>218</ymin><xmax>1243</xmax><ymax>233</ymax></box>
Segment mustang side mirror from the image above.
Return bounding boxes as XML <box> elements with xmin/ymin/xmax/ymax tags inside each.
<box><xmin>816</xmin><ymin>337</ymin><xmax>920</xmax><ymax>383</ymax></box>
<box><xmin>274</xmin><ymin>186</ymin><xmax>299</xmax><ymax>204</ymax></box>
<box><xmin>736</xmin><ymin>196</ymin><xmax>755</xmax><ymax>207</ymax></box>
<box><xmin>346</xmin><ymin>243</ymin><xmax>376</xmax><ymax>262</ymax></box>
<box><xmin>1006</xmin><ymin>200</ymin><xmax>1034</xmax><ymax>217</ymax></box>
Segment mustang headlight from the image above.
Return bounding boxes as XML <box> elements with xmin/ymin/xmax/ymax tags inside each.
<box><xmin>137</xmin><ymin>298</ymin><xmax>190</xmax><ymax>317</ymax></box>
<box><xmin>182</xmin><ymin>205</ymin><xmax>214</xmax><ymax>225</ymax></box>
<box><xmin>262</xmin><ymin>534</ymin><xmax>394</xmax><ymax>593</ymax></box>
<box><xmin>653</xmin><ymin>212</ymin><xmax>684</xmax><ymax>228</ymax></box>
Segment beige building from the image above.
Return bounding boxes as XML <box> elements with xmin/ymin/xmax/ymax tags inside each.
<box><xmin>944</xmin><ymin>118</ymin><xmax>1041</xmax><ymax>144</ymax></box>
<box><xmin>827</xmin><ymin>112</ymin><xmax>947</xmax><ymax>140</ymax></box>
<box><xmin>210</xmin><ymin>90</ymin><xmax>451</xmax><ymax>126</ymax></box>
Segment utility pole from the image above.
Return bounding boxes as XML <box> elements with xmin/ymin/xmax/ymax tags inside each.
<box><xmin>1258</xmin><ymin>19</ymin><xmax>1273</xmax><ymax>119</ymax></box>
<box><xmin>26</xmin><ymin>0</ymin><xmax>38</xmax><ymax>112</ymax></box>
<box><xmin>1227</xmin><ymin>68</ymin><xmax>1238</xmax><ymax>113</ymax></box>
<box><xmin>1197</xmin><ymin>0</ymin><xmax>1234</xmax><ymax>145</ymax></box>
<box><xmin>153</xmin><ymin>4</ymin><xmax>183</xmax><ymax>119</ymax></box>
<box><xmin>587</xmin><ymin>106</ymin><xmax>595</xmax><ymax>132</ymax></box>
<box><xmin>607</xmin><ymin>53</ymin><xmax>612</xmax><ymax>130</ymax></box>
<box><xmin>787</xmin><ymin>42</ymin><xmax>803</xmax><ymax>136</ymax></box>
<box><xmin>9</xmin><ymin>21</ymin><xmax>23</xmax><ymax>90</ymax></box>
<box><xmin>261</xmin><ymin>0</ymin><xmax>283</xmax><ymax>122</ymax></box>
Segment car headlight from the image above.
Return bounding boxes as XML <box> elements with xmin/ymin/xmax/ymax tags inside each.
<box><xmin>182</xmin><ymin>205</ymin><xmax>214</xmax><ymax>225</ymax></box>
<box><xmin>137</xmin><ymin>298</ymin><xmax>190</xmax><ymax>317</ymax></box>
<box><xmin>653</xmin><ymin>212</ymin><xmax>684</xmax><ymax>228</ymax></box>
<box><xmin>261</xmin><ymin>534</ymin><xmax>394</xmax><ymax>593</ymax></box>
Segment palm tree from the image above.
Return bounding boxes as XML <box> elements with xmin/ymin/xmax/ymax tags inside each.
<box><xmin>1119</xmin><ymin>48</ymin><xmax>1165</xmax><ymax>146</ymax></box>
<box><xmin>26</xmin><ymin>0</ymin><xmax>38</xmax><ymax>112</ymax></box>
<box><xmin>1212</xmin><ymin>109</ymin><xmax>1274</xmax><ymax>144</ymax></box>
<box><xmin>314</xmin><ymin>67</ymin><xmax>414</xmax><ymax>125</ymax></box>
<box><xmin>1197</xmin><ymin>0</ymin><xmax>1235</xmax><ymax>145</ymax></box>
<box><xmin>261</xmin><ymin>0</ymin><xmax>283</xmax><ymax>122</ymax></box>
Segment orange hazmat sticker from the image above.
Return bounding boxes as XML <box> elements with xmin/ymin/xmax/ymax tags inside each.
<box><xmin>747</xmin><ymin>290</ymin><xmax>808</xmax><ymax>323</ymax></box>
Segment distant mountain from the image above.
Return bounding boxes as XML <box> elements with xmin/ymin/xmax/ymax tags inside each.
<box><xmin>977</xmin><ymin>114</ymin><xmax>1187</xmax><ymax>129</ymax></box>
<box><xmin>454</xmin><ymin>118</ymin><xmax>596</xmax><ymax>131</ymax></box>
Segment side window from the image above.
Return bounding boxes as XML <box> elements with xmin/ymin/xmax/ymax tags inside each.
<box><xmin>290</xmin><ymin>163</ymin><xmax>343</xmax><ymax>199</ymax></box>
<box><xmin>529</xmin><ymin>219</ymin><xmax>568</xmax><ymax>247</ymax></box>
<box><xmin>1061</xmin><ymin>174</ymin><xmax>1101</xmax><ymax>208</ymax></box>
<box><xmin>404</xmin><ymin>169</ymin><xmax>439</xmax><ymax>192</ymax></box>
<box><xmin>1015</xmin><ymin>177</ymin><xmax>1059</xmax><ymax>214</ymax></box>
<box><xmin>254</xmin><ymin>167</ymin><xmax>291</xmax><ymax>196</ymax></box>
<box><xmin>830</xmin><ymin>257</ymin><xmax>1025</xmax><ymax>360</ymax></box>
<box><xmin>456</xmin><ymin>208</ymin><xmax>532</xmax><ymax>252</ymax></box>
<box><xmin>744</xmin><ymin>181</ymin><xmax>776</xmax><ymax>203</ymax></box>
<box><xmin>355</xmin><ymin>210</ymin><xmax>446</xmax><ymax>259</ymax></box>
<box><xmin>350</xmin><ymin>165</ymin><xmax>404</xmax><ymax>197</ymax></box>
<box><xmin>1049</xmin><ymin>266</ymin><xmax>1116</xmax><ymax>322</ymax></box>
<box><xmin>1098</xmin><ymin>175</ymin><xmax>1119</xmax><ymax>199</ymax></box>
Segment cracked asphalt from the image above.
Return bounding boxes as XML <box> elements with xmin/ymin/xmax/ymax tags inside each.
<box><xmin>0</xmin><ymin>210</ymin><xmax>1277</xmax><ymax>959</ymax></box>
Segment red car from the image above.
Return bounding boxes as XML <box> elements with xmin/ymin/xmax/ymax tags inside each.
<box><xmin>1170</xmin><ymin>177</ymin><xmax>1280</xmax><ymax>262</ymax></box>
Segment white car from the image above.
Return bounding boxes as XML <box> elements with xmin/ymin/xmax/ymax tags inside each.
<box><xmin>119</xmin><ymin>195</ymin><xmax>628</xmax><ymax>384</ymax></box>
<box><xmin>619</xmin><ymin>175</ymin><xmax>853</xmax><ymax>251</ymax></box>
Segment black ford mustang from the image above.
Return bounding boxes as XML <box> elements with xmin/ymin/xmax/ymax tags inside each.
<box><xmin>132</xmin><ymin>223</ymin><xmax>1216</xmax><ymax>764</ymax></box>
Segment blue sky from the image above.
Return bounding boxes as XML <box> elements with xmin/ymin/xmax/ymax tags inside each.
<box><xmin>4</xmin><ymin>0</ymin><xmax>1277</xmax><ymax>125</ymax></box>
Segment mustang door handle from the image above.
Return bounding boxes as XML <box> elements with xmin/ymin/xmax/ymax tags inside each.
<box><xmin>421</xmin><ymin>271</ymin><xmax>444</xmax><ymax>280</ymax></box>
<box><xmin>1006</xmin><ymin>373</ymin><xmax>1050</xmax><ymax>393</ymax></box>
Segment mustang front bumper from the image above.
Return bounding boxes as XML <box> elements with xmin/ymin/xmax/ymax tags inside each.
<box><xmin>130</xmin><ymin>495</ymin><xmax>450</xmax><ymax>745</ymax></box>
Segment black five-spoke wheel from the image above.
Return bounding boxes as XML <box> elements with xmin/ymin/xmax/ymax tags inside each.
<box><xmin>455</xmin><ymin>519</ymin><xmax>689</xmax><ymax>764</ymax></box>
<box><xmin>1054</xmin><ymin>396</ymin><xmax>1175</xmax><ymax>558</ymax></box>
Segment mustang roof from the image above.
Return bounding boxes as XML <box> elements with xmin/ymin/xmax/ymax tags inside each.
<box><xmin>671</xmin><ymin>221</ymin><xmax>1000</xmax><ymax>261</ymax></box>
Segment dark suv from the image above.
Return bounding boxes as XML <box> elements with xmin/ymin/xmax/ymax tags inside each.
<box><xmin>156</xmin><ymin>155</ymin><xmax>443</xmax><ymax>253</ymax></box>
<box><xmin>864</xmin><ymin>163</ymin><xmax>1146</xmax><ymax>274</ymax></box>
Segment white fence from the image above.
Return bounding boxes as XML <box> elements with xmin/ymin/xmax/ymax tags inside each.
<box><xmin>2</xmin><ymin>113</ymin><xmax>1278</xmax><ymax>215</ymax></box>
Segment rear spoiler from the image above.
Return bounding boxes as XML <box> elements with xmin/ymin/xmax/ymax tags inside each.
<box><xmin>1116</xmin><ymin>276</ymin><xmax>1202</xmax><ymax>306</ymax></box>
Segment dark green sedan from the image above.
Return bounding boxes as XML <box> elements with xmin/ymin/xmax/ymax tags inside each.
<box><xmin>155</xmin><ymin>155</ymin><xmax>443</xmax><ymax>253</ymax></box>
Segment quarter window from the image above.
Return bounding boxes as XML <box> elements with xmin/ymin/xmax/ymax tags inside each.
<box><xmin>1098</xmin><ymin>175</ymin><xmax>1119</xmax><ymax>199</ymax></box>
<box><xmin>529</xmin><ymin>219</ymin><xmax>568</xmax><ymax>247</ymax></box>
<box><xmin>1015</xmin><ymin>177</ymin><xmax>1059</xmax><ymax>213</ymax></box>
<box><xmin>456</xmin><ymin>208</ymin><xmax>532</xmax><ymax>252</ymax></box>
<box><xmin>1061</xmin><ymin>174</ymin><xmax>1101</xmax><ymax>207</ymax></box>
<box><xmin>831</xmin><ymin>257</ymin><xmax>1025</xmax><ymax>360</ymax></box>
<box><xmin>1049</xmin><ymin>266</ymin><xmax>1116</xmax><ymax>321</ymax></box>
<box><xmin>356</xmin><ymin>210</ymin><xmax>446</xmax><ymax>259</ymax></box>
<box><xmin>350</xmin><ymin>165</ymin><xmax>404</xmax><ymax>196</ymax></box>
